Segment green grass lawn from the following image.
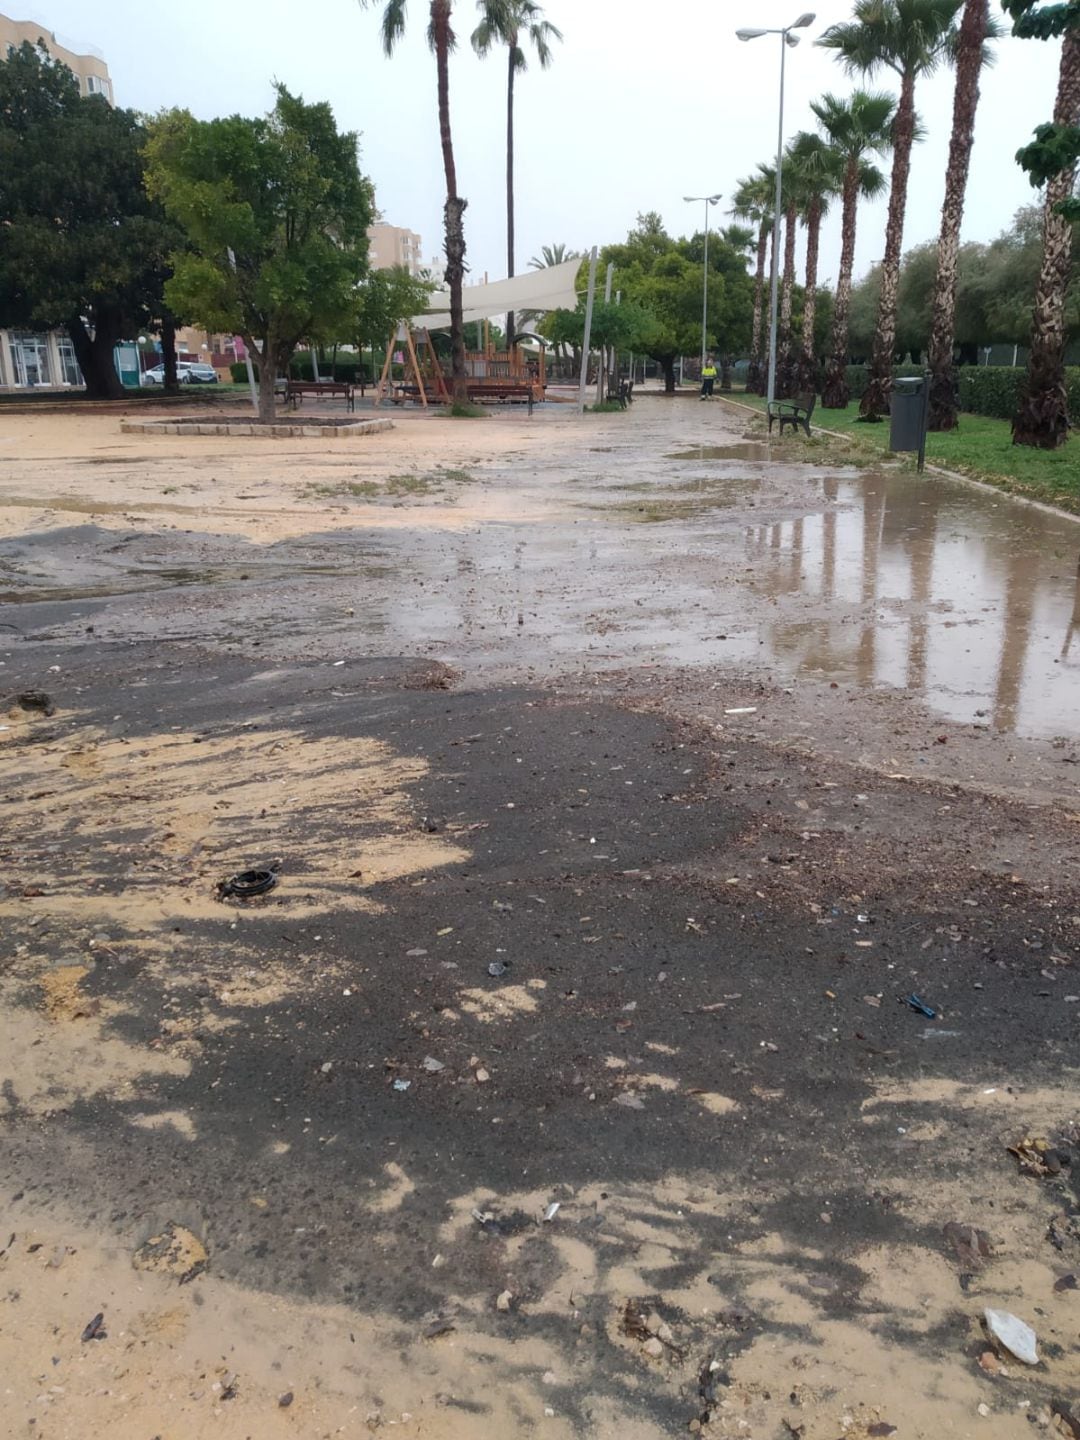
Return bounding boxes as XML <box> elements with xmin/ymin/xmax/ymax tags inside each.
<box><xmin>729</xmin><ymin>392</ymin><xmax>1080</xmax><ymax>513</ymax></box>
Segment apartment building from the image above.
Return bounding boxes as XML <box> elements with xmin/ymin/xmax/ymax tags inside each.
<box><xmin>0</xmin><ymin>11</ymin><xmax>113</xmax><ymax>102</ymax></box>
<box><xmin>368</xmin><ymin>224</ymin><xmax>425</xmax><ymax>277</ymax></box>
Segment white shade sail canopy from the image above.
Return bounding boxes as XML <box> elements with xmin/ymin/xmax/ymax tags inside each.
<box><xmin>413</xmin><ymin>258</ymin><xmax>581</xmax><ymax>330</ymax></box>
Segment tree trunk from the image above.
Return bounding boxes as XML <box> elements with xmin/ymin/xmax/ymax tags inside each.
<box><xmin>802</xmin><ymin>197</ymin><xmax>822</xmax><ymax>361</ymax></box>
<box><xmin>662</xmin><ymin>356</ymin><xmax>676</xmax><ymax>393</ymax></box>
<box><xmin>505</xmin><ymin>42</ymin><xmax>516</xmax><ymax>349</ymax></box>
<box><xmin>927</xmin><ymin>0</ymin><xmax>988</xmax><ymax>431</ymax></box>
<box><xmin>249</xmin><ymin>333</ymin><xmax>278</xmax><ymax>423</ymax></box>
<box><xmin>162</xmin><ymin>317</ymin><xmax>179</xmax><ymax>393</ymax></box>
<box><xmin>68</xmin><ymin>312</ymin><xmax>125</xmax><ymax>399</ymax></box>
<box><xmin>779</xmin><ymin>201</ymin><xmax>797</xmax><ymax>359</ymax></box>
<box><xmin>750</xmin><ymin>218</ymin><xmax>768</xmax><ymax>378</ymax></box>
<box><xmin>1013</xmin><ymin>29</ymin><xmax>1080</xmax><ymax>450</ymax></box>
<box><xmin>433</xmin><ymin>2</ymin><xmax>469</xmax><ymax>404</ymax></box>
<box><xmin>861</xmin><ymin>68</ymin><xmax>917</xmax><ymax>420</ymax></box>
<box><xmin>822</xmin><ymin>158</ymin><xmax>860</xmax><ymax>409</ymax></box>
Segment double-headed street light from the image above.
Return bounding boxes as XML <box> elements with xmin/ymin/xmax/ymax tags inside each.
<box><xmin>684</xmin><ymin>192</ymin><xmax>722</xmax><ymax>372</ymax></box>
<box><xmin>736</xmin><ymin>13</ymin><xmax>815</xmax><ymax>407</ymax></box>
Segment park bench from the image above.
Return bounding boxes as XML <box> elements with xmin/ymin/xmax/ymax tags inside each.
<box><xmin>767</xmin><ymin>391</ymin><xmax>816</xmax><ymax>438</ymax></box>
<box><xmin>605</xmin><ymin>377</ymin><xmax>634</xmax><ymax>409</ymax></box>
<box><xmin>285</xmin><ymin>379</ymin><xmax>356</xmax><ymax>412</ymax></box>
<box><xmin>466</xmin><ymin>382</ymin><xmax>535</xmax><ymax>415</ymax></box>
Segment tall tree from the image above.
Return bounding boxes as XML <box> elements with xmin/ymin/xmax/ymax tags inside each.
<box><xmin>730</xmin><ymin>176</ymin><xmax>772</xmax><ymax>396</ymax></box>
<box><xmin>472</xmin><ymin>1</ymin><xmax>561</xmax><ymax>348</ymax></box>
<box><xmin>927</xmin><ymin>0</ymin><xmax>999</xmax><ymax>430</ymax></box>
<box><xmin>811</xmin><ymin>90</ymin><xmax>894</xmax><ymax>408</ymax></box>
<box><xmin>359</xmin><ymin>1</ymin><xmax>470</xmax><ymax>400</ymax></box>
<box><xmin>1004</xmin><ymin>0</ymin><xmax>1080</xmax><ymax>449</ymax></box>
<box><xmin>529</xmin><ymin>241</ymin><xmax>579</xmax><ymax>269</ymax></box>
<box><xmin>820</xmin><ymin>0</ymin><xmax>962</xmax><ymax>419</ymax></box>
<box><xmin>777</xmin><ymin>158</ymin><xmax>802</xmax><ymax>392</ymax></box>
<box><xmin>788</xmin><ymin>132</ymin><xmax>843</xmax><ymax>390</ymax></box>
<box><xmin>0</xmin><ymin>42</ymin><xmax>175</xmax><ymax>398</ymax></box>
<box><xmin>145</xmin><ymin>88</ymin><xmax>374</xmax><ymax>421</ymax></box>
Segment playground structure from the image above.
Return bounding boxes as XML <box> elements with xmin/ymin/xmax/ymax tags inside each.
<box><xmin>374</xmin><ymin>324</ymin><xmax>547</xmax><ymax>408</ymax></box>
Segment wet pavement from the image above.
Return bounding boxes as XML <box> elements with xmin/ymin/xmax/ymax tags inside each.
<box><xmin>1</xmin><ymin>398</ymin><xmax>1079</xmax><ymax>1438</ymax></box>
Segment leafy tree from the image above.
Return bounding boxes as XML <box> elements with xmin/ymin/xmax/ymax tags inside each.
<box><xmin>0</xmin><ymin>42</ymin><xmax>176</xmax><ymax>398</ymax></box>
<box><xmin>810</xmin><ymin>90</ymin><xmax>894</xmax><ymax>407</ymax></box>
<box><xmin>820</xmin><ymin>0</ymin><xmax>963</xmax><ymax>419</ymax></box>
<box><xmin>356</xmin><ymin>264</ymin><xmax>435</xmax><ymax>363</ymax></box>
<box><xmin>472</xmin><ymin>1</ymin><xmax>561</xmax><ymax>347</ymax></box>
<box><xmin>145</xmin><ymin>87</ymin><xmax>374</xmax><ymax>421</ymax></box>
<box><xmin>1002</xmin><ymin>0</ymin><xmax>1080</xmax><ymax>448</ymax></box>
<box><xmin>358</xmin><ymin>1</ymin><xmax>470</xmax><ymax>401</ymax></box>
<box><xmin>602</xmin><ymin>212</ymin><xmax>753</xmax><ymax>391</ymax></box>
<box><xmin>927</xmin><ymin>0</ymin><xmax>999</xmax><ymax>429</ymax></box>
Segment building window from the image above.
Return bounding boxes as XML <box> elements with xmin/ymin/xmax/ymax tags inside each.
<box><xmin>8</xmin><ymin>333</ymin><xmax>52</xmax><ymax>387</ymax></box>
<box><xmin>57</xmin><ymin>336</ymin><xmax>83</xmax><ymax>387</ymax></box>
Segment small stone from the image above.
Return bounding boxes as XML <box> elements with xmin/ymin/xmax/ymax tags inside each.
<box><xmin>475</xmin><ymin>1068</ymin><xmax>490</xmax><ymax>1083</ymax></box>
<box><xmin>542</xmin><ymin>1370</ymin><xmax>557</xmax><ymax>1385</ymax></box>
<box><xmin>645</xmin><ymin>1310</ymin><xmax>663</xmax><ymax>1336</ymax></box>
<box><xmin>278</xmin><ymin>1391</ymin><xmax>294</xmax><ymax>1408</ymax></box>
<box><xmin>977</xmin><ymin>1404</ymin><xmax>990</xmax><ymax>1418</ymax></box>
<box><xmin>642</xmin><ymin>1337</ymin><xmax>664</xmax><ymax>1359</ymax></box>
<box><xmin>657</xmin><ymin>1322</ymin><xmax>674</xmax><ymax>1343</ymax></box>
<box><xmin>496</xmin><ymin>1290</ymin><xmax>513</xmax><ymax>1312</ymax></box>
<box><xmin>544</xmin><ymin>1407</ymin><xmax>555</xmax><ymax>1418</ymax></box>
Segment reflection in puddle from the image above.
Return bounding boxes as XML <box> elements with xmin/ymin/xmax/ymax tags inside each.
<box><xmin>666</xmin><ymin>444</ymin><xmax>769</xmax><ymax>462</ymax></box>
<box><xmin>747</xmin><ymin>473</ymin><xmax>1080</xmax><ymax>738</ymax></box>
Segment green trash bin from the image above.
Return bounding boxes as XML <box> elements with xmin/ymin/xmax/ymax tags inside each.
<box><xmin>890</xmin><ymin>374</ymin><xmax>930</xmax><ymax>469</ymax></box>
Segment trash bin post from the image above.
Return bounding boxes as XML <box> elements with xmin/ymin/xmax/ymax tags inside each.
<box><xmin>889</xmin><ymin>374</ymin><xmax>930</xmax><ymax>472</ymax></box>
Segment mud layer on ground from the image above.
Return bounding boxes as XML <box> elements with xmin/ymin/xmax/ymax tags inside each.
<box><xmin>1</xmin><ymin>402</ymin><xmax>1078</xmax><ymax>1437</ymax></box>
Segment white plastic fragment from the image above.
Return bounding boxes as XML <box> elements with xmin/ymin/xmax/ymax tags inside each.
<box><xmin>984</xmin><ymin>1308</ymin><xmax>1039</xmax><ymax>1365</ymax></box>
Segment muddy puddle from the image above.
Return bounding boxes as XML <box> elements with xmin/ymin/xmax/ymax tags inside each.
<box><xmin>666</xmin><ymin>443</ymin><xmax>771</xmax><ymax>462</ymax></box>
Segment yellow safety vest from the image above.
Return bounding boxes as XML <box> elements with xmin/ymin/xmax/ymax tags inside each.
<box><xmin>702</xmin><ymin>365</ymin><xmax>717</xmax><ymax>379</ymax></box>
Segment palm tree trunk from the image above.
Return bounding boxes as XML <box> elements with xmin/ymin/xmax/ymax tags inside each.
<box><xmin>779</xmin><ymin>202</ymin><xmax>797</xmax><ymax>356</ymax></box>
<box><xmin>752</xmin><ymin>221</ymin><xmax>778</xmax><ymax>394</ymax></box>
<box><xmin>748</xmin><ymin>218</ymin><xmax>771</xmax><ymax>391</ymax></box>
<box><xmin>505</xmin><ymin>43</ymin><xmax>516</xmax><ymax>348</ymax></box>
<box><xmin>861</xmin><ymin>68</ymin><xmax>916</xmax><ymax>420</ymax></box>
<box><xmin>822</xmin><ymin>159</ymin><xmax>860</xmax><ymax>409</ymax></box>
<box><xmin>927</xmin><ymin>0</ymin><xmax>988</xmax><ymax>432</ymax></box>
<box><xmin>1013</xmin><ymin>29</ymin><xmax>1080</xmax><ymax>450</ymax></box>
<box><xmin>433</xmin><ymin>0</ymin><xmax>468</xmax><ymax>403</ymax></box>
<box><xmin>801</xmin><ymin>197</ymin><xmax>822</xmax><ymax>361</ymax></box>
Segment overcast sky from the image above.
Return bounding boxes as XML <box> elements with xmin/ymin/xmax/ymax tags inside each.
<box><xmin>26</xmin><ymin>0</ymin><xmax>1062</xmax><ymax>293</ymax></box>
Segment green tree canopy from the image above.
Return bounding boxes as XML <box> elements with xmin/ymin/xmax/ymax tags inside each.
<box><xmin>1004</xmin><ymin>0</ymin><xmax>1080</xmax><ymax>220</ymax></box>
<box><xmin>145</xmin><ymin>86</ymin><xmax>375</xmax><ymax>418</ymax></box>
<box><xmin>0</xmin><ymin>41</ymin><xmax>177</xmax><ymax>397</ymax></box>
<box><xmin>355</xmin><ymin>265</ymin><xmax>435</xmax><ymax>351</ymax></box>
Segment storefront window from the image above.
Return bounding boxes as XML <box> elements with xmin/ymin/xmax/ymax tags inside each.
<box><xmin>57</xmin><ymin>336</ymin><xmax>83</xmax><ymax>387</ymax></box>
<box><xmin>8</xmin><ymin>333</ymin><xmax>52</xmax><ymax>387</ymax></box>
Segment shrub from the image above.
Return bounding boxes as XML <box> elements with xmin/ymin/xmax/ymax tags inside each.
<box><xmin>958</xmin><ymin>365</ymin><xmax>1080</xmax><ymax>420</ymax></box>
<box><xmin>288</xmin><ymin>355</ymin><xmax>369</xmax><ymax>383</ymax></box>
<box><xmin>230</xmin><ymin>361</ymin><xmax>252</xmax><ymax>383</ymax></box>
<box><xmin>842</xmin><ymin>362</ymin><xmax>923</xmax><ymax>399</ymax></box>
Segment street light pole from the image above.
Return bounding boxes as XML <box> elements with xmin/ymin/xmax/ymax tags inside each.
<box><xmin>736</xmin><ymin>14</ymin><xmax>815</xmax><ymax>408</ymax></box>
<box><xmin>684</xmin><ymin>193</ymin><xmax>722</xmax><ymax>372</ymax></box>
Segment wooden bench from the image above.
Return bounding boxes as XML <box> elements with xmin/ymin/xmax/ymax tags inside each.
<box><xmin>286</xmin><ymin>379</ymin><xmax>356</xmax><ymax>412</ymax></box>
<box><xmin>606</xmin><ymin>377</ymin><xmax>634</xmax><ymax>409</ymax></box>
<box><xmin>767</xmin><ymin>391</ymin><xmax>816</xmax><ymax>437</ymax></box>
<box><xmin>466</xmin><ymin>382</ymin><xmax>535</xmax><ymax>415</ymax></box>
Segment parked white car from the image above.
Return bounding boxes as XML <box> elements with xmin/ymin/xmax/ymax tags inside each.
<box><xmin>142</xmin><ymin>362</ymin><xmax>219</xmax><ymax>386</ymax></box>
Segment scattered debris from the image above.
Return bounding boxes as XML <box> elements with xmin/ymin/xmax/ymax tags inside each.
<box><xmin>902</xmin><ymin>994</ymin><xmax>936</xmax><ymax>1019</ymax></box>
<box><xmin>423</xmin><ymin>1312</ymin><xmax>457</xmax><ymax>1340</ymax></box>
<box><xmin>1053</xmin><ymin>1273</ymin><xmax>1077</xmax><ymax>1292</ymax></box>
<box><xmin>81</xmin><ymin>1312</ymin><xmax>106</xmax><ymax>1342</ymax></box>
<box><xmin>979</xmin><ymin>1350</ymin><xmax>1002</xmax><ymax>1375</ymax></box>
<box><xmin>543</xmin><ymin>1203</ymin><xmax>561</xmax><ymax>1223</ymax></box>
<box><xmin>278</xmin><ymin>1392</ymin><xmax>294</xmax><ymax>1409</ymax></box>
<box><xmin>488</xmin><ymin>961</ymin><xmax>511</xmax><ymax>977</ymax></box>
<box><xmin>216</xmin><ymin>868</ymin><xmax>277</xmax><ymax>900</ymax></box>
<box><xmin>867</xmin><ymin>1425</ymin><xmax>896</xmax><ymax>1437</ymax></box>
<box><xmin>943</xmin><ymin>1222</ymin><xmax>993</xmax><ymax>1271</ymax></box>
<box><xmin>474</xmin><ymin>1067</ymin><xmax>491</xmax><ymax>1083</ymax></box>
<box><xmin>614</xmin><ymin>1092</ymin><xmax>645</xmax><ymax>1110</ymax></box>
<box><xmin>1009</xmin><ymin>1135</ymin><xmax>1070</xmax><ymax>1178</ymax></box>
<box><xmin>16</xmin><ymin>690</ymin><xmax>55</xmax><ymax>716</ymax></box>
<box><xmin>392</xmin><ymin>1079</ymin><xmax>411</xmax><ymax>1093</ymax></box>
<box><xmin>984</xmin><ymin>1308</ymin><xmax>1039</xmax><ymax>1365</ymax></box>
<box><xmin>496</xmin><ymin>1290</ymin><xmax>513</xmax><ymax>1312</ymax></box>
<box><xmin>1052</xmin><ymin>1401</ymin><xmax>1080</xmax><ymax>1440</ymax></box>
<box><xmin>132</xmin><ymin>1223</ymin><xmax>208</xmax><ymax>1284</ymax></box>
<box><xmin>422</xmin><ymin>1056</ymin><xmax>445</xmax><ymax>1073</ymax></box>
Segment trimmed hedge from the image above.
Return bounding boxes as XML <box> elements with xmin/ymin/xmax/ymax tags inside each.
<box><xmin>958</xmin><ymin>365</ymin><xmax>1080</xmax><ymax>421</ymax></box>
<box><xmin>843</xmin><ymin>363</ymin><xmax>924</xmax><ymax>398</ymax></box>
<box><xmin>229</xmin><ymin>359</ymin><xmax>372</xmax><ymax>384</ymax></box>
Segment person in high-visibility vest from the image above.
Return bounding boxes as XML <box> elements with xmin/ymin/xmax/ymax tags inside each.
<box><xmin>700</xmin><ymin>356</ymin><xmax>718</xmax><ymax>400</ymax></box>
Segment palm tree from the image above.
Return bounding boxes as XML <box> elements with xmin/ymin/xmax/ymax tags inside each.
<box><xmin>473</xmin><ymin>1</ymin><xmax>562</xmax><ymax>348</ymax></box>
<box><xmin>811</xmin><ymin>90</ymin><xmax>894</xmax><ymax>408</ymax></box>
<box><xmin>821</xmin><ymin>0</ymin><xmax>963</xmax><ymax>420</ymax></box>
<box><xmin>730</xmin><ymin>174</ymin><xmax>773</xmax><ymax>395</ymax></box>
<box><xmin>1013</xmin><ymin>27</ymin><xmax>1080</xmax><ymax>449</ymax></box>
<box><xmin>721</xmin><ymin>223</ymin><xmax>756</xmax><ymax>255</ymax></box>
<box><xmin>777</xmin><ymin>157</ymin><xmax>802</xmax><ymax>389</ymax></box>
<box><xmin>927</xmin><ymin>0</ymin><xmax>999</xmax><ymax>430</ymax></box>
<box><xmin>529</xmin><ymin>241</ymin><xmax>578</xmax><ymax>270</ymax></box>
<box><xmin>358</xmin><ymin>0</ymin><xmax>469</xmax><ymax>400</ymax></box>
<box><xmin>787</xmin><ymin>132</ymin><xmax>843</xmax><ymax>389</ymax></box>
